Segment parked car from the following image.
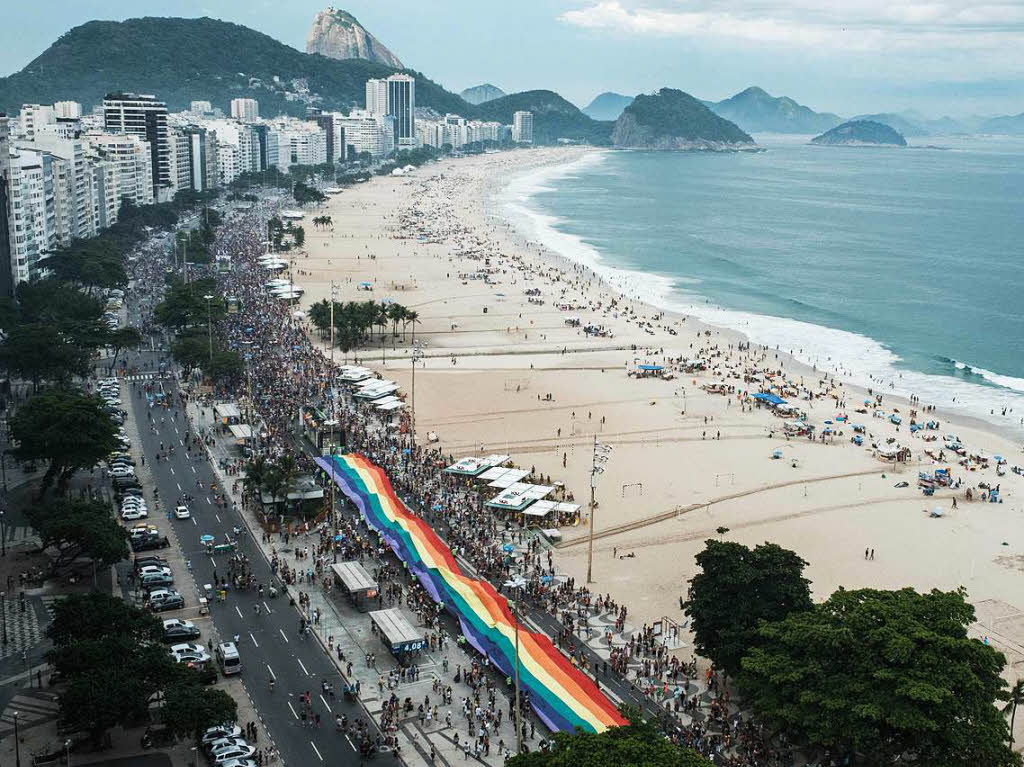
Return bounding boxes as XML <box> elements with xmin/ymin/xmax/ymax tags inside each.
<box><xmin>132</xmin><ymin>536</ymin><xmax>170</xmax><ymax>552</ymax></box>
<box><xmin>140</xmin><ymin>573</ymin><xmax>174</xmax><ymax>590</ymax></box>
<box><xmin>201</xmin><ymin>725</ymin><xmax>243</xmax><ymax>746</ymax></box>
<box><xmin>121</xmin><ymin>507</ymin><xmax>148</xmax><ymax>520</ymax></box>
<box><xmin>138</xmin><ymin>565</ymin><xmax>172</xmax><ymax>578</ymax></box>
<box><xmin>162</xmin><ymin>618</ymin><xmax>200</xmax><ymax>642</ymax></box>
<box><xmin>147</xmin><ymin>590</ymin><xmax>184</xmax><ymax>611</ymax></box>
<box><xmin>204</xmin><ymin>737</ymin><xmax>249</xmax><ymax>755</ymax></box>
<box><xmin>211</xmin><ymin>745</ymin><xmax>257</xmax><ymax>764</ymax></box>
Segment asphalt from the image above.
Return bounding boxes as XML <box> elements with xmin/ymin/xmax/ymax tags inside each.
<box><xmin>122</xmin><ymin>362</ymin><xmax>377</xmax><ymax>766</ymax></box>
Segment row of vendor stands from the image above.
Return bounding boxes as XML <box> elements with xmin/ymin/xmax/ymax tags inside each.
<box><xmin>443</xmin><ymin>454</ymin><xmax>581</xmax><ymax>539</ymax></box>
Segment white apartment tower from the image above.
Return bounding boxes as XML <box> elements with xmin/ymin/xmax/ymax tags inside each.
<box><xmin>513</xmin><ymin>111</ymin><xmax>534</xmax><ymax>144</ymax></box>
<box><xmin>366</xmin><ymin>74</ymin><xmax>416</xmax><ymax>149</ymax></box>
<box><xmin>230</xmin><ymin>98</ymin><xmax>260</xmax><ymax>122</ymax></box>
<box><xmin>102</xmin><ymin>93</ymin><xmax>171</xmax><ymax>200</ymax></box>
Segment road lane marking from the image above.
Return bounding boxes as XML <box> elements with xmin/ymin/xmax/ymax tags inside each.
<box><xmin>287</xmin><ymin>701</ymin><xmax>298</xmax><ymax>720</ymax></box>
<box><xmin>262</xmin><ymin>601</ymin><xmax>272</xmax><ymax>614</ymax></box>
<box><xmin>319</xmin><ymin>694</ymin><xmax>330</xmax><ymax>710</ymax></box>
<box><xmin>311</xmin><ymin>742</ymin><xmax>324</xmax><ymax>761</ymax></box>
<box><xmin>345</xmin><ymin>735</ymin><xmax>354</xmax><ymax>749</ymax></box>
<box><xmin>250</xmin><ymin>633</ymin><xmax>259</xmax><ymax>647</ymax></box>
<box><xmin>235</xmin><ymin>605</ymin><xmax>243</xmax><ymax>618</ymax></box>
<box><xmin>191</xmin><ymin>466</ymin><xmax>196</xmax><ymax>474</ymax></box>
<box><xmin>267</xmin><ymin>663</ymin><xmax>276</xmax><ymax>679</ymax></box>
<box><xmin>176</xmin><ymin>482</ymin><xmax>182</xmax><ymax>491</ymax></box>
<box><xmin>297</xmin><ymin>658</ymin><xmax>310</xmax><ymax>676</ymax></box>
<box><xmin>169</xmin><ymin>467</ymin><xmax>174</xmax><ymax>475</ymax></box>
<box><xmin>279</xmin><ymin>628</ymin><xmax>289</xmax><ymax>643</ymax></box>
<box><xmin>215</xmin><ymin>514</ymin><xmax>221</xmax><ymax>523</ymax></box>
<box><xmin>191</xmin><ymin>517</ymin><xmax>197</xmax><ymax>526</ymax></box>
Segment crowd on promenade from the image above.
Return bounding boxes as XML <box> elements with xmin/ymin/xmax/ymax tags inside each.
<box><xmin>120</xmin><ymin>192</ymin><xmax>835</xmax><ymax>766</ymax></box>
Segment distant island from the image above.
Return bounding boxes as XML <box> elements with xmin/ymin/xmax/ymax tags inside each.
<box><xmin>612</xmin><ymin>88</ymin><xmax>755</xmax><ymax>151</ymax></box>
<box><xmin>811</xmin><ymin>120</ymin><xmax>907</xmax><ymax>146</ymax></box>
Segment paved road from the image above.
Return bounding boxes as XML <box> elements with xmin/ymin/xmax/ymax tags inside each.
<box><xmin>123</xmin><ymin>365</ymin><xmax>375</xmax><ymax>766</ymax></box>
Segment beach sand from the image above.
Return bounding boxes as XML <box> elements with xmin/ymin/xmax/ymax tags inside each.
<box><xmin>284</xmin><ymin>148</ymin><xmax>1024</xmax><ymax>719</ymax></box>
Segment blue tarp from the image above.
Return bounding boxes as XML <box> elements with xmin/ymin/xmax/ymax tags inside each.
<box><xmin>753</xmin><ymin>393</ymin><xmax>786</xmax><ymax>406</ymax></box>
<box><xmin>638</xmin><ymin>364</ymin><xmax>664</xmax><ymax>371</ymax></box>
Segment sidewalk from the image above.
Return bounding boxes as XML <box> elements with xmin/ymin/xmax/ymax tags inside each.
<box><xmin>190</xmin><ymin>400</ymin><xmax>540</xmax><ymax>767</ymax></box>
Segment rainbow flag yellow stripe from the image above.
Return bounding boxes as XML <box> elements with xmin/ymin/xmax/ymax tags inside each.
<box><xmin>317</xmin><ymin>453</ymin><xmax>626</xmax><ymax>733</ymax></box>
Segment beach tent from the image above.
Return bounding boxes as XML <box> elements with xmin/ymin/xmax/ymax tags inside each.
<box><xmin>752</xmin><ymin>393</ymin><xmax>786</xmax><ymax>406</ymax></box>
<box><xmin>637</xmin><ymin>364</ymin><xmax>664</xmax><ymax>371</ymax></box>
<box><xmin>486</xmin><ymin>468</ymin><xmax>530</xmax><ymax>488</ymax></box>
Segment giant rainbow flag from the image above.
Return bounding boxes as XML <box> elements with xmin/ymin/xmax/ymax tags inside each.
<box><xmin>317</xmin><ymin>453</ymin><xmax>627</xmax><ymax>734</ymax></box>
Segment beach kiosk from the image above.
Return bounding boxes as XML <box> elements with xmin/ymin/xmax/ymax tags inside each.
<box><xmin>370</xmin><ymin>608</ymin><xmax>426</xmax><ymax>658</ymax></box>
<box><xmin>331</xmin><ymin>561</ymin><xmax>379</xmax><ymax>612</ymax></box>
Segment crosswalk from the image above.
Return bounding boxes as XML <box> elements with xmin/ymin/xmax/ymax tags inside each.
<box><xmin>1</xmin><ymin>525</ymin><xmax>39</xmax><ymax>549</ymax></box>
<box><xmin>0</xmin><ymin>689</ymin><xmax>60</xmax><ymax>737</ymax></box>
<box><xmin>0</xmin><ymin>596</ymin><xmax>60</xmax><ymax>661</ymax></box>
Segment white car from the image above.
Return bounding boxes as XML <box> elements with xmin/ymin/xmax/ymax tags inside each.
<box><xmin>121</xmin><ymin>507</ymin><xmax>148</xmax><ymax>520</ymax></box>
<box><xmin>174</xmin><ymin>505</ymin><xmax>191</xmax><ymax>519</ymax></box>
<box><xmin>211</xmin><ymin>746</ymin><xmax>257</xmax><ymax>764</ymax></box>
<box><xmin>170</xmin><ymin>642</ymin><xmax>207</xmax><ymax>657</ymax></box>
<box><xmin>138</xmin><ymin>565</ymin><xmax>172</xmax><ymax>578</ymax></box>
<box><xmin>110</xmin><ymin>466</ymin><xmax>135</xmax><ymax>478</ymax></box>
<box><xmin>205</xmin><ymin>737</ymin><xmax>249</xmax><ymax>754</ymax></box>
<box><xmin>202</xmin><ymin>725</ymin><xmax>243</xmax><ymax>746</ymax></box>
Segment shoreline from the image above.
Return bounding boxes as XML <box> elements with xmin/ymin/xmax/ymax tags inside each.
<box><xmin>291</xmin><ymin>146</ymin><xmax>1024</xmax><ymax>704</ymax></box>
<box><xmin>492</xmin><ymin>147</ymin><xmax>1024</xmax><ymax>445</ymax></box>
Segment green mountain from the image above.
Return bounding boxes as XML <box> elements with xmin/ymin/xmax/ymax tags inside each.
<box><xmin>811</xmin><ymin>120</ymin><xmax>907</xmax><ymax>146</ymax></box>
<box><xmin>849</xmin><ymin>112</ymin><xmax>927</xmax><ymax>137</ymax></box>
<box><xmin>582</xmin><ymin>92</ymin><xmax>634</xmax><ymax>121</ymax></box>
<box><xmin>708</xmin><ymin>86</ymin><xmax>841</xmax><ymax>134</ymax></box>
<box><xmin>0</xmin><ymin>16</ymin><xmax>469</xmax><ymax>117</ymax></box>
<box><xmin>980</xmin><ymin>112</ymin><xmax>1024</xmax><ymax>135</ymax></box>
<box><xmin>474</xmin><ymin>90</ymin><xmax>613</xmax><ymax>145</ymax></box>
<box><xmin>612</xmin><ymin>88</ymin><xmax>754</xmax><ymax>150</ymax></box>
<box><xmin>459</xmin><ymin>84</ymin><xmax>506</xmax><ymax>105</ymax></box>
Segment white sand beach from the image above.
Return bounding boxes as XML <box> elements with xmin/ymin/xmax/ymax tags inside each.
<box><xmin>283</xmin><ymin>147</ymin><xmax>1024</xmax><ymax>711</ymax></box>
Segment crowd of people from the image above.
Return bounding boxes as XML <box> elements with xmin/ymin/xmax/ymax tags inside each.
<box><xmin>119</xmin><ymin>190</ymin><xmax>832</xmax><ymax>766</ymax></box>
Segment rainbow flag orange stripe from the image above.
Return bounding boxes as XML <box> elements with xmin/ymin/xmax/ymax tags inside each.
<box><xmin>317</xmin><ymin>453</ymin><xmax>627</xmax><ymax>733</ymax></box>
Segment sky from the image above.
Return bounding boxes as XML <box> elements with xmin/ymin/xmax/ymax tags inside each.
<box><xmin>2</xmin><ymin>0</ymin><xmax>1024</xmax><ymax>117</ymax></box>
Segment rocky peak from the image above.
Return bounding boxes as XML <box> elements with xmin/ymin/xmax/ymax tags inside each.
<box><xmin>305</xmin><ymin>7</ymin><xmax>403</xmax><ymax>68</ymax></box>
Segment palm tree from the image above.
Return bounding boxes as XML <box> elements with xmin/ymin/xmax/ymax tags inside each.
<box><xmin>402</xmin><ymin>309</ymin><xmax>419</xmax><ymax>342</ymax></box>
<box><xmin>387</xmin><ymin>303</ymin><xmax>405</xmax><ymax>343</ymax></box>
<box><xmin>1004</xmin><ymin>678</ymin><xmax>1024</xmax><ymax>746</ymax></box>
<box><xmin>242</xmin><ymin>456</ymin><xmax>268</xmax><ymax>500</ymax></box>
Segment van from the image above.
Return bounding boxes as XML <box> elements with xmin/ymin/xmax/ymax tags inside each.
<box><xmin>216</xmin><ymin>642</ymin><xmax>241</xmax><ymax>675</ymax></box>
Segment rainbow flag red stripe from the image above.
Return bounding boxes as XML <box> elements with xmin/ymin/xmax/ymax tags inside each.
<box><xmin>317</xmin><ymin>453</ymin><xmax>627</xmax><ymax>733</ymax></box>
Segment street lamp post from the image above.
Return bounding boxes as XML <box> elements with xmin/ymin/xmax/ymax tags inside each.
<box><xmin>203</xmin><ymin>295</ymin><xmax>215</xmax><ymax>365</ymax></box>
<box><xmin>411</xmin><ymin>341</ymin><xmax>423</xmax><ymax>450</ymax></box>
<box><xmin>13</xmin><ymin>710</ymin><xmax>21</xmax><ymax>767</ymax></box>
<box><xmin>2</xmin><ymin>592</ymin><xmax>7</xmax><ymax>644</ymax></box>
<box><xmin>585</xmin><ymin>437</ymin><xmax>612</xmax><ymax>584</ymax></box>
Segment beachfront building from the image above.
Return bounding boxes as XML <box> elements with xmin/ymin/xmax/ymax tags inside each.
<box><xmin>416</xmin><ymin>115</ymin><xmax>510</xmax><ymax>149</ymax></box>
<box><xmin>230</xmin><ymin>98</ymin><xmax>260</xmax><ymax>122</ymax></box>
<box><xmin>5</xmin><ymin>144</ymin><xmax>59</xmax><ymax>284</ymax></box>
<box><xmin>0</xmin><ymin>115</ymin><xmax>14</xmax><ymax>296</ymax></box>
<box><xmin>513</xmin><ymin>111</ymin><xmax>534</xmax><ymax>144</ymax></box>
<box><xmin>17</xmin><ymin>104</ymin><xmax>55</xmax><ymax>141</ymax></box>
<box><xmin>336</xmin><ymin>110</ymin><xmax>394</xmax><ymax>159</ymax></box>
<box><xmin>102</xmin><ymin>92</ymin><xmax>172</xmax><ymax>201</ymax></box>
<box><xmin>264</xmin><ymin>119</ymin><xmax>328</xmax><ymax>172</ymax></box>
<box><xmin>19</xmin><ymin>129</ymin><xmax>98</xmax><ymax>241</ymax></box>
<box><xmin>83</xmin><ymin>132</ymin><xmax>154</xmax><ymax>207</ymax></box>
<box><xmin>366</xmin><ymin>74</ymin><xmax>417</xmax><ymax>150</ymax></box>
<box><xmin>309</xmin><ymin>112</ymin><xmax>347</xmax><ymax>164</ymax></box>
<box><xmin>53</xmin><ymin>101</ymin><xmax>82</xmax><ymax>120</ymax></box>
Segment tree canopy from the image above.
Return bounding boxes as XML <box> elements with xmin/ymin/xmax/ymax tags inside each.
<box><xmin>25</xmin><ymin>497</ymin><xmax>128</xmax><ymax>568</ymax></box>
<box><xmin>738</xmin><ymin>587</ymin><xmax>1020</xmax><ymax>767</ymax></box>
<box><xmin>9</xmin><ymin>389</ymin><xmax>120</xmax><ymax>493</ymax></box>
<box><xmin>683</xmin><ymin>539</ymin><xmax>812</xmax><ymax>676</ymax></box>
<box><xmin>508</xmin><ymin>710</ymin><xmax>712</xmax><ymax>767</ymax></box>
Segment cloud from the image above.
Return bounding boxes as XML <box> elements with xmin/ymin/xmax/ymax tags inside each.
<box><xmin>558</xmin><ymin>0</ymin><xmax>1024</xmax><ymax>54</ymax></box>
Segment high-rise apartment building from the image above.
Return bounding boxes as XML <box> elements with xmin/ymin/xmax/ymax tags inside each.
<box><xmin>313</xmin><ymin>113</ymin><xmax>347</xmax><ymax>164</ymax></box>
<box><xmin>0</xmin><ymin>115</ymin><xmax>14</xmax><ymax>296</ymax></box>
<box><xmin>190</xmin><ymin>101</ymin><xmax>213</xmax><ymax>115</ymax></box>
<box><xmin>103</xmin><ymin>93</ymin><xmax>171</xmax><ymax>200</ymax></box>
<box><xmin>336</xmin><ymin>111</ymin><xmax>394</xmax><ymax>158</ymax></box>
<box><xmin>230</xmin><ymin>98</ymin><xmax>260</xmax><ymax>122</ymax></box>
<box><xmin>365</xmin><ymin>79</ymin><xmax>389</xmax><ymax>119</ymax></box>
<box><xmin>84</xmin><ymin>132</ymin><xmax>154</xmax><ymax>207</ymax></box>
<box><xmin>28</xmin><ymin>129</ymin><xmax>97</xmax><ymax>240</ymax></box>
<box><xmin>6</xmin><ymin>146</ymin><xmax>58</xmax><ymax>284</ymax></box>
<box><xmin>513</xmin><ymin>111</ymin><xmax>534</xmax><ymax>144</ymax></box>
<box><xmin>366</xmin><ymin>74</ymin><xmax>416</xmax><ymax>150</ymax></box>
<box><xmin>18</xmin><ymin>104</ymin><xmax>55</xmax><ymax>140</ymax></box>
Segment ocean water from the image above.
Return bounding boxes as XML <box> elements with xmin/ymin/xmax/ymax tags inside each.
<box><xmin>498</xmin><ymin>135</ymin><xmax>1024</xmax><ymax>435</ymax></box>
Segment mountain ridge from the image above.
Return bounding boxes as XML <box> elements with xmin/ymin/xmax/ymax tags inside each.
<box><xmin>707</xmin><ymin>86</ymin><xmax>842</xmax><ymax>134</ymax></box>
<box><xmin>306</xmin><ymin>7</ymin><xmax>403</xmax><ymax>68</ymax></box>
<box><xmin>583</xmin><ymin>92</ymin><xmax>634</xmax><ymax>121</ymax></box>
<box><xmin>460</xmin><ymin>84</ymin><xmax>506</xmax><ymax>105</ymax></box>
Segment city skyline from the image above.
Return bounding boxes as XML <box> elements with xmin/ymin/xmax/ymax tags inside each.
<box><xmin>1</xmin><ymin>0</ymin><xmax>1023</xmax><ymax>118</ymax></box>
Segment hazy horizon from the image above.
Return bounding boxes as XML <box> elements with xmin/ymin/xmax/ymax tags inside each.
<box><xmin>2</xmin><ymin>0</ymin><xmax>1023</xmax><ymax>118</ymax></box>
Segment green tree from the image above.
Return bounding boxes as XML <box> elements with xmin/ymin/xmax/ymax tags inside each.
<box><xmin>738</xmin><ymin>587</ymin><xmax>1021</xmax><ymax>767</ymax></box>
<box><xmin>48</xmin><ymin>592</ymin><xmax>161</xmax><ymax>647</ymax></box>
<box><xmin>683</xmin><ymin>539</ymin><xmax>811</xmax><ymax>676</ymax></box>
<box><xmin>292</xmin><ymin>225</ymin><xmax>305</xmax><ymax>248</ymax></box>
<box><xmin>9</xmin><ymin>389</ymin><xmax>120</xmax><ymax>494</ymax></box>
<box><xmin>105</xmin><ymin>326</ymin><xmax>144</xmax><ymax>372</ymax></box>
<box><xmin>508</xmin><ymin>709</ymin><xmax>711</xmax><ymax>767</ymax></box>
<box><xmin>0</xmin><ymin>323</ymin><xmax>92</xmax><ymax>390</ymax></box>
<box><xmin>162</xmin><ymin>684</ymin><xmax>238</xmax><ymax>742</ymax></box>
<box><xmin>26</xmin><ymin>497</ymin><xmax>129</xmax><ymax>568</ymax></box>
<box><xmin>1004</xmin><ymin>678</ymin><xmax>1024</xmax><ymax>747</ymax></box>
